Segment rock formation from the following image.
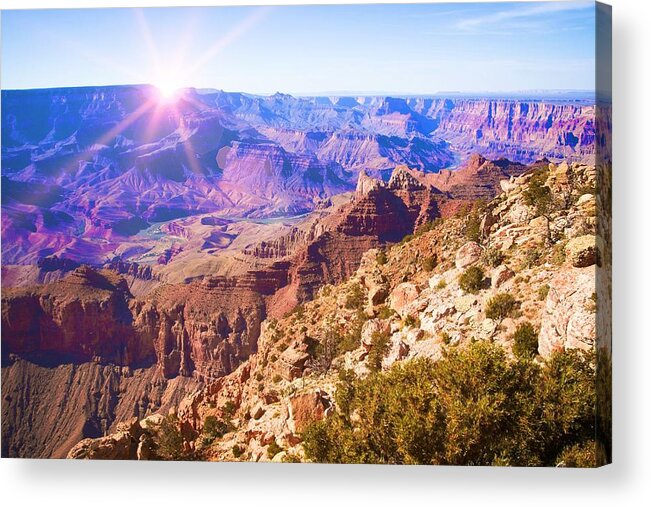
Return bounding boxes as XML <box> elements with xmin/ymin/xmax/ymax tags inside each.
<box><xmin>62</xmin><ymin>161</ymin><xmax>603</xmax><ymax>463</ymax></box>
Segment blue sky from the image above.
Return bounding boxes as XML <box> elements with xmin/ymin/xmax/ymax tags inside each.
<box><xmin>1</xmin><ymin>2</ymin><xmax>596</xmax><ymax>94</ymax></box>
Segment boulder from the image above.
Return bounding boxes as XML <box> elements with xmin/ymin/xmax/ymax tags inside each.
<box><xmin>576</xmin><ymin>193</ymin><xmax>597</xmax><ymax>216</ymax></box>
<box><xmin>251</xmin><ymin>401</ymin><xmax>266</xmax><ymax>420</ymax></box>
<box><xmin>389</xmin><ymin>282</ymin><xmax>421</xmax><ymax>316</ymax></box>
<box><xmin>454</xmin><ymin>294</ymin><xmax>477</xmax><ymax>313</ymax></box>
<box><xmin>288</xmin><ymin>391</ymin><xmax>330</xmax><ymax>433</ymax></box>
<box><xmin>67</xmin><ymin>430</ymin><xmax>136</xmax><ymax>460</ymax></box>
<box><xmin>565</xmin><ymin>235</ymin><xmax>600</xmax><ymax>268</ymax></box>
<box><xmin>361</xmin><ymin>318</ymin><xmax>391</xmax><ymax>351</ymax></box>
<box><xmin>368</xmin><ymin>286</ymin><xmax>388</xmax><ymax>306</ymax></box>
<box><xmin>279</xmin><ymin>347</ymin><xmax>311</xmax><ymax>380</ymax></box>
<box><xmin>538</xmin><ymin>268</ymin><xmax>596</xmax><ymax>357</ymax></box>
<box><xmin>480</xmin><ymin>212</ymin><xmax>498</xmax><ymax>238</ymax></box>
<box><xmin>455</xmin><ymin>242</ymin><xmax>482</xmax><ymax>269</ymax></box>
<box><xmin>491</xmin><ymin>265</ymin><xmax>515</xmax><ymax>289</ymax></box>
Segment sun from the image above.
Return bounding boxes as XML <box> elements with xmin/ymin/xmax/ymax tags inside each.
<box><xmin>154</xmin><ymin>78</ymin><xmax>181</xmax><ymax>101</ymax></box>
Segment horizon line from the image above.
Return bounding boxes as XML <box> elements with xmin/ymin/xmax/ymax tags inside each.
<box><xmin>1</xmin><ymin>83</ymin><xmax>596</xmax><ymax>98</ymax></box>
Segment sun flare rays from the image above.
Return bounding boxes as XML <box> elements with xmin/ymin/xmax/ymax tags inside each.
<box><xmin>60</xmin><ymin>6</ymin><xmax>271</xmax><ymax>178</ymax></box>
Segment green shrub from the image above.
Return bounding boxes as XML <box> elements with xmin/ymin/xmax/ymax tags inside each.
<box><xmin>222</xmin><ymin>401</ymin><xmax>236</xmax><ymax>419</ymax></box>
<box><xmin>403</xmin><ymin>314</ymin><xmax>420</xmax><ymax>328</ymax></box>
<box><xmin>551</xmin><ymin>242</ymin><xmax>567</xmax><ymax>265</ymax></box>
<box><xmin>511</xmin><ymin>322</ymin><xmax>539</xmax><ymax>359</ymax></box>
<box><xmin>367</xmin><ymin>329</ymin><xmax>391</xmax><ymax>372</ymax></box>
<box><xmin>155</xmin><ymin>414</ymin><xmax>188</xmax><ymax>461</ymax></box>
<box><xmin>464</xmin><ymin>214</ymin><xmax>481</xmax><ymax>243</ymax></box>
<box><xmin>202</xmin><ymin>415</ymin><xmax>229</xmax><ymax>445</ymax></box>
<box><xmin>272</xmin><ymin>374</ymin><xmax>282</xmax><ymax>383</ymax></box>
<box><xmin>485</xmin><ymin>293</ymin><xmax>518</xmax><ymax>320</ymax></box>
<box><xmin>267</xmin><ymin>441</ymin><xmax>283</xmax><ymax>459</ymax></box>
<box><xmin>481</xmin><ymin>247</ymin><xmax>504</xmax><ymax>268</ymax></box>
<box><xmin>522</xmin><ymin>243</ymin><xmax>545</xmax><ymax>269</ymax></box>
<box><xmin>415</xmin><ymin>221</ymin><xmax>434</xmax><ymax>236</ymax></box>
<box><xmin>538</xmin><ymin>284</ymin><xmax>550</xmax><ymax>301</ymax></box>
<box><xmin>459</xmin><ymin>266</ymin><xmax>485</xmax><ymax>293</ymax></box>
<box><xmin>439</xmin><ymin>331</ymin><xmax>452</xmax><ymax>345</ymax></box>
<box><xmin>376</xmin><ymin>250</ymin><xmax>388</xmax><ymax>266</ymax></box>
<box><xmin>345</xmin><ymin>283</ymin><xmax>365</xmax><ymax>310</ymax></box>
<box><xmin>303</xmin><ymin>342</ymin><xmax>596</xmax><ymax>466</ymax></box>
<box><xmin>422</xmin><ymin>255</ymin><xmax>437</xmax><ymax>272</ymax></box>
<box><xmin>399</xmin><ymin>234</ymin><xmax>415</xmax><ymax>245</ymax></box>
<box><xmin>376</xmin><ymin>305</ymin><xmax>395</xmax><ymax>319</ymax></box>
<box><xmin>556</xmin><ymin>441</ymin><xmax>596</xmax><ymax>468</ymax></box>
<box><xmin>523</xmin><ymin>167</ymin><xmax>553</xmax><ymax>216</ymax></box>
<box><xmin>293</xmin><ymin>304</ymin><xmax>305</xmax><ymax>319</ymax></box>
<box><xmin>435</xmin><ymin>279</ymin><xmax>447</xmax><ymax>290</ymax></box>
<box><xmin>232</xmin><ymin>445</ymin><xmax>244</xmax><ymax>458</ymax></box>
<box><xmin>282</xmin><ymin>452</ymin><xmax>302</xmax><ymax>463</ymax></box>
<box><xmin>338</xmin><ymin>309</ymin><xmax>367</xmax><ymax>354</ymax></box>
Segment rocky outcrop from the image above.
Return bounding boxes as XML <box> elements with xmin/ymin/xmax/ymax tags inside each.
<box><xmin>538</xmin><ymin>267</ymin><xmax>596</xmax><ymax>357</ymax></box>
<box><xmin>64</xmin><ymin>161</ymin><xmax>602</xmax><ymax>463</ymax></box>
<box><xmin>455</xmin><ymin>241</ymin><xmax>482</xmax><ymax>269</ymax></box>
<box><xmin>1</xmin><ymin>267</ymin><xmax>148</xmax><ymax>366</ymax></box>
<box><xmin>565</xmin><ymin>235</ymin><xmax>600</xmax><ymax>268</ymax></box>
<box><xmin>491</xmin><ymin>265</ymin><xmax>515</xmax><ymax>289</ymax></box>
<box><xmin>288</xmin><ymin>391</ymin><xmax>331</xmax><ymax>433</ymax></box>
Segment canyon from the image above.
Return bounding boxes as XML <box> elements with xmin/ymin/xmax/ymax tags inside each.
<box><xmin>1</xmin><ymin>85</ymin><xmax>600</xmax><ymax>458</ymax></box>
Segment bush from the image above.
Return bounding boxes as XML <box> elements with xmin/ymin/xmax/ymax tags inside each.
<box><xmin>485</xmin><ymin>293</ymin><xmax>518</xmax><ymax>320</ymax></box>
<box><xmin>521</xmin><ymin>243</ymin><xmax>545</xmax><ymax>269</ymax></box>
<box><xmin>272</xmin><ymin>374</ymin><xmax>282</xmax><ymax>383</ymax></box>
<box><xmin>267</xmin><ymin>441</ymin><xmax>283</xmax><ymax>459</ymax></box>
<box><xmin>303</xmin><ymin>341</ymin><xmax>596</xmax><ymax>466</ymax></box>
<box><xmin>399</xmin><ymin>234</ymin><xmax>415</xmax><ymax>245</ymax></box>
<box><xmin>232</xmin><ymin>445</ymin><xmax>244</xmax><ymax>458</ymax></box>
<box><xmin>403</xmin><ymin>314</ymin><xmax>420</xmax><ymax>328</ymax></box>
<box><xmin>551</xmin><ymin>242</ymin><xmax>567</xmax><ymax>265</ymax></box>
<box><xmin>422</xmin><ymin>255</ymin><xmax>437</xmax><ymax>272</ymax></box>
<box><xmin>435</xmin><ymin>279</ymin><xmax>447</xmax><ymax>290</ymax></box>
<box><xmin>155</xmin><ymin>414</ymin><xmax>188</xmax><ymax>461</ymax></box>
<box><xmin>462</xmin><ymin>200</ymin><xmax>487</xmax><ymax>243</ymax></box>
<box><xmin>459</xmin><ymin>266</ymin><xmax>485</xmax><ymax>293</ymax></box>
<box><xmin>367</xmin><ymin>329</ymin><xmax>391</xmax><ymax>372</ymax></box>
<box><xmin>538</xmin><ymin>284</ymin><xmax>550</xmax><ymax>301</ymax></box>
<box><xmin>222</xmin><ymin>401</ymin><xmax>236</xmax><ymax>419</ymax></box>
<box><xmin>464</xmin><ymin>214</ymin><xmax>481</xmax><ymax>242</ymax></box>
<box><xmin>202</xmin><ymin>415</ymin><xmax>229</xmax><ymax>445</ymax></box>
<box><xmin>481</xmin><ymin>247</ymin><xmax>504</xmax><ymax>268</ymax></box>
<box><xmin>376</xmin><ymin>305</ymin><xmax>395</xmax><ymax>319</ymax></box>
<box><xmin>338</xmin><ymin>309</ymin><xmax>367</xmax><ymax>355</ymax></box>
<box><xmin>345</xmin><ymin>283</ymin><xmax>365</xmax><ymax>310</ymax></box>
<box><xmin>511</xmin><ymin>322</ymin><xmax>539</xmax><ymax>359</ymax></box>
<box><xmin>415</xmin><ymin>221</ymin><xmax>436</xmax><ymax>236</ymax></box>
<box><xmin>293</xmin><ymin>304</ymin><xmax>305</xmax><ymax>319</ymax></box>
<box><xmin>556</xmin><ymin>441</ymin><xmax>596</xmax><ymax>468</ymax></box>
<box><xmin>376</xmin><ymin>250</ymin><xmax>388</xmax><ymax>266</ymax></box>
<box><xmin>523</xmin><ymin>167</ymin><xmax>553</xmax><ymax>216</ymax></box>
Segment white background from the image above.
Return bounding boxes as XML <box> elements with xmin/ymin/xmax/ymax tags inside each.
<box><xmin>1</xmin><ymin>0</ymin><xmax>649</xmax><ymax>505</ymax></box>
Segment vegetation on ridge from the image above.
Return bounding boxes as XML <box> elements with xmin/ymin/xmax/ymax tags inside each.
<box><xmin>303</xmin><ymin>341</ymin><xmax>596</xmax><ymax>467</ymax></box>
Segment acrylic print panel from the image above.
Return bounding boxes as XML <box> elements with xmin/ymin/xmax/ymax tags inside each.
<box><xmin>0</xmin><ymin>1</ymin><xmax>611</xmax><ymax>466</ymax></box>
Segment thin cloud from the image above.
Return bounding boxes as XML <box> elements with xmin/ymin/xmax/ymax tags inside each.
<box><xmin>456</xmin><ymin>1</ymin><xmax>593</xmax><ymax>31</ymax></box>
